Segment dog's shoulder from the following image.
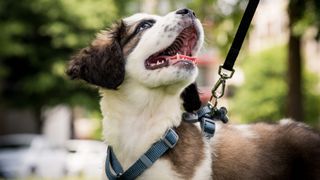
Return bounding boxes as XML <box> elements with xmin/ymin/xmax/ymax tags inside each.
<box><xmin>163</xmin><ymin>122</ymin><xmax>211</xmax><ymax>179</ymax></box>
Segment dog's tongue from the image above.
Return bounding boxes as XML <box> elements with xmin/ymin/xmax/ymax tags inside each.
<box><xmin>167</xmin><ymin>54</ymin><xmax>198</xmax><ymax>63</ymax></box>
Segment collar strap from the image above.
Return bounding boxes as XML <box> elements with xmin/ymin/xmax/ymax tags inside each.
<box><xmin>183</xmin><ymin>103</ymin><xmax>229</xmax><ymax>139</ymax></box>
<box><xmin>105</xmin><ymin>128</ymin><xmax>179</xmax><ymax>180</ymax></box>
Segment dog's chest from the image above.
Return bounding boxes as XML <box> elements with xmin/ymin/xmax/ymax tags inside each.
<box><xmin>104</xmin><ymin>121</ymin><xmax>212</xmax><ymax>180</ymax></box>
<box><xmin>136</xmin><ymin>159</ymin><xmax>183</xmax><ymax>180</ymax></box>
<box><xmin>101</xmin><ymin>92</ymin><xmax>212</xmax><ymax>179</ymax></box>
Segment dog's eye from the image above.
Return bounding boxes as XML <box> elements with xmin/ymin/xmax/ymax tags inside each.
<box><xmin>136</xmin><ymin>20</ymin><xmax>155</xmax><ymax>32</ymax></box>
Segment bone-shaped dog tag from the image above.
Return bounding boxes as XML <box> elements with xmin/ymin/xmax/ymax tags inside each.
<box><xmin>212</xmin><ymin>107</ymin><xmax>229</xmax><ymax>123</ymax></box>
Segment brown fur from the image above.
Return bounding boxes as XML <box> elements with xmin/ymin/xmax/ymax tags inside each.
<box><xmin>164</xmin><ymin>120</ymin><xmax>320</xmax><ymax>179</ymax></box>
<box><xmin>164</xmin><ymin>122</ymin><xmax>205</xmax><ymax>179</ymax></box>
<box><xmin>66</xmin><ymin>22</ymin><xmax>126</xmax><ymax>89</ymax></box>
<box><xmin>212</xmin><ymin>122</ymin><xmax>320</xmax><ymax>180</ymax></box>
<box><xmin>66</xmin><ymin>20</ymin><xmax>143</xmax><ymax>89</ymax></box>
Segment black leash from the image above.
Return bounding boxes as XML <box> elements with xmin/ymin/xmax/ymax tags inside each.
<box><xmin>222</xmin><ymin>0</ymin><xmax>260</xmax><ymax>72</ymax></box>
<box><xmin>210</xmin><ymin>0</ymin><xmax>260</xmax><ymax>106</ymax></box>
<box><xmin>184</xmin><ymin>0</ymin><xmax>260</xmax><ymax>138</ymax></box>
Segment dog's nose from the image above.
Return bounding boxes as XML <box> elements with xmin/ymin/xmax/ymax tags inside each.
<box><xmin>176</xmin><ymin>8</ymin><xmax>196</xmax><ymax>18</ymax></box>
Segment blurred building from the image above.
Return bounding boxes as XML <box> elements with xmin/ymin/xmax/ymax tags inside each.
<box><xmin>0</xmin><ymin>106</ymin><xmax>73</xmax><ymax>144</ymax></box>
<box><xmin>42</xmin><ymin>105</ymin><xmax>72</xmax><ymax>145</ymax></box>
<box><xmin>249</xmin><ymin>0</ymin><xmax>289</xmax><ymax>52</ymax></box>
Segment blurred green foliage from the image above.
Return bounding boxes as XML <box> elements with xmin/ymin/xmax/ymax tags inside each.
<box><xmin>230</xmin><ymin>45</ymin><xmax>320</xmax><ymax>125</ymax></box>
<box><xmin>0</xmin><ymin>0</ymin><xmax>117</xmax><ymax>111</ymax></box>
<box><xmin>290</xmin><ymin>0</ymin><xmax>320</xmax><ymax>39</ymax></box>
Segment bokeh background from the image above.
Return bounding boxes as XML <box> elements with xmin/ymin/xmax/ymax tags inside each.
<box><xmin>0</xmin><ymin>0</ymin><xmax>319</xmax><ymax>179</ymax></box>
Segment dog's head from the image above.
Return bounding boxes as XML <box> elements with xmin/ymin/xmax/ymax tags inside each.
<box><xmin>67</xmin><ymin>9</ymin><xmax>204</xmax><ymax>110</ymax></box>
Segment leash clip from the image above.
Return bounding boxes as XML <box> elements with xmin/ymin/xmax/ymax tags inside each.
<box><xmin>210</xmin><ymin>65</ymin><xmax>235</xmax><ymax>107</ymax></box>
<box><xmin>211</xmin><ymin>77</ymin><xmax>226</xmax><ymax>99</ymax></box>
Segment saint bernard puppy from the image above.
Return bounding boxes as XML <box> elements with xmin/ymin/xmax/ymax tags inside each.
<box><xmin>67</xmin><ymin>8</ymin><xmax>320</xmax><ymax>180</ymax></box>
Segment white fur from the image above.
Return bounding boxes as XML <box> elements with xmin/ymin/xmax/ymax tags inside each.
<box><xmin>280</xmin><ymin>118</ymin><xmax>309</xmax><ymax>128</ymax></box>
<box><xmin>234</xmin><ymin>125</ymin><xmax>259</xmax><ymax>139</ymax></box>
<box><xmin>140</xmin><ymin>159</ymin><xmax>184</xmax><ymax>180</ymax></box>
<box><xmin>125</xmin><ymin>12</ymin><xmax>203</xmax><ymax>89</ymax></box>
<box><xmin>279</xmin><ymin>118</ymin><xmax>294</xmax><ymax>125</ymax></box>
<box><xmin>192</xmin><ymin>138</ymin><xmax>212</xmax><ymax>180</ymax></box>
<box><xmin>210</xmin><ymin>122</ymin><xmax>223</xmax><ymax>158</ymax></box>
<box><xmin>100</xmin><ymin>10</ymin><xmax>208</xmax><ymax>179</ymax></box>
<box><xmin>100</xmin><ymin>86</ymin><xmax>182</xmax><ymax>171</ymax></box>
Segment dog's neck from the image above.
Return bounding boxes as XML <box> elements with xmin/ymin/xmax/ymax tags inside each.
<box><xmin>100</xmin><ymin>81</ymin><xmax>184</xmax><ymax>169</ymax></box>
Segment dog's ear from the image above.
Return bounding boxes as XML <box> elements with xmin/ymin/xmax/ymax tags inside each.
<box><xmin>66</xmin><ymin>22</ymin><xmax>126</xmax><ymax>89</ymax></box>
<box><xmin>181</xmin><ymin>83</ymin><xmax>202</xmax><ymax>112</ymax></box>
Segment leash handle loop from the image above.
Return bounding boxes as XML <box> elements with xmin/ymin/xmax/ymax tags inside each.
<box><xmin>219</xmin><ymin>65</ymin><xmax>235</xmax><ymax>79</ymax></box>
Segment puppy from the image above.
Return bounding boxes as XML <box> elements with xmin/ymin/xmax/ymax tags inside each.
<box><xmin>67</xmin><ymin>9</ymin><xmax>320</xmax><ymax>180</ymax></box>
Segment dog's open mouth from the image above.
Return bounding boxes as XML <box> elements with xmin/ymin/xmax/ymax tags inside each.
<box><xmin>145</xmin><ymin>26</ymin><xmax>198</xmax><ymax>70</ymax></box>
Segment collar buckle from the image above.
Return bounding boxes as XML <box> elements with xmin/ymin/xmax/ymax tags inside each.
<box><xmin>201</xmin><ymin>118</ymin><xmax>216</xmax><ymax>139</ymax></box>
<box><xmin>161</xmin><ymin>128</ymin><xmax>179</xmax><ymax>148</ymax></box>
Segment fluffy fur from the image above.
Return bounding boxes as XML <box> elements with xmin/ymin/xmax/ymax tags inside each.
<box><xmin>67</xmin><ymin>9</ymin><xmax>320</xmax><ymax>180</ymax></box>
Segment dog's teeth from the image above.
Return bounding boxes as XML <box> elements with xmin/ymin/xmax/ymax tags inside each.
<box><xmin>176</xmin><ymin>53</ymin><xmax>180</xmax><ymax>60</ymax></box>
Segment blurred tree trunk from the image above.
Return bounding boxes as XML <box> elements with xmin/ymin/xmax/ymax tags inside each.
<box><xmin>287</xmin><ymin>32</ymin><xmax>303</xmax><ymax>121</ymax></box>
<box><xmin>286</xmin><ymin>0</ymin><xmax>305</xmax><ymax>121</ymax></box>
